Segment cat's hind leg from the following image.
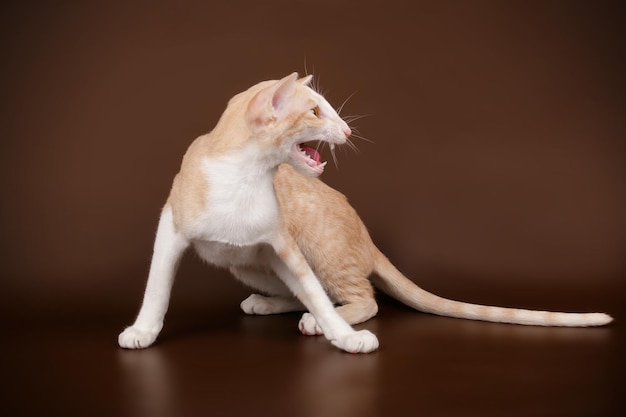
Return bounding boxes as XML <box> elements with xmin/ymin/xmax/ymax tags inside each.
<box><xmin>241</xmin><ymin>294</ymin><xmax>305</xmax><ymax>315</ymax></box>
<box><xmin>270</xmin><ymin>235</ymin><xmax>378</xmax><ymax>353</ymax></box>
<box><xmin>231</xmin><ymin>266</ymin><xmax>305</xmax><ymax>315</ymax></box>
<box><xmin>299</xmin><ymin>298</ymin><xmax>379</xmax><ymax>336</ymax></box>
<box><xmin>299</xmin><ymin>278</ymin><xmax>378</xmax><ymax>336</ymax></box>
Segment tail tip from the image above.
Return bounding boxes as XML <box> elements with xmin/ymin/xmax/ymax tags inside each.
<box><xmin>589</xmin><ymin>313</ymin><xmax>613</xmax><ymax>326</ymax></box>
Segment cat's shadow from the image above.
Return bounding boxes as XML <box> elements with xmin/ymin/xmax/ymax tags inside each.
<box><xmin>157</xmin><ymin>306</ymin><xmax>305</xmax><ymax>345</ymax></box>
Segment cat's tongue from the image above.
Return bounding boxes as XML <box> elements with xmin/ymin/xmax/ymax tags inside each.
<box><xmin>301</xmin><ymin>144</ymin><xmax>321</xmax><ymax>164</ymax></box>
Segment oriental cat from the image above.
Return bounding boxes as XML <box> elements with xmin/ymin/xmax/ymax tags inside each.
<box><xmin>118</xmin><ymin>73</ymin><xmax>612</xmax><ymax>353</ymax></box>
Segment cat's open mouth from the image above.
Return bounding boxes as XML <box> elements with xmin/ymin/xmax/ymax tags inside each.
<box><xmin>291</xmin><ymin>141</ymin><xmax>328</xmax><ymax>176</ymax></box>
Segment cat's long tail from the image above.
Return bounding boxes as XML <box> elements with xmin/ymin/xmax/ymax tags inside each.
<box><xmin>371</xmin><ymin>250</ymin><xmax>613</xmax><ymax>327</ymax></box>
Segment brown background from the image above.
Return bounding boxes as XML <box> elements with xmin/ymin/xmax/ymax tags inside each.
<box><xmin>0</xmin><ymin>1</ymin><xmax>624</xmax><ymax>416</ymax></box>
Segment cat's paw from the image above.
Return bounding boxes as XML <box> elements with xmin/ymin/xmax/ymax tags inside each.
<box><xmin>298</xmin><ymin>312</ymin><xmax>323</xmax><ymax>335</ymax></box>
<box><xmin>118</xmin><ymin>326</ymin><xmax>158</xmax><ymax>349</ymax></box>
<box><xmin>331</xmin><ymin>330</ymin><xmax>379</xmax><ymax>354</ymax></box>
<box><xmin>241</xmin><ymin>294</ymin><xmax>273</xmax><ymax>315</ymax></box>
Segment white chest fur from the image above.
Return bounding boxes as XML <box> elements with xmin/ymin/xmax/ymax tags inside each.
<box><xmin>193</xmin><ymin>148</ymin><xmax>279</xmax><ymax>247</ymax></box>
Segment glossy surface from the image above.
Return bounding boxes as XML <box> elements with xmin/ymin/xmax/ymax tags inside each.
<box><xmin>2</xmin><ymin>298</ymin><xmax>624</xmax><ymax>417</ymax></box>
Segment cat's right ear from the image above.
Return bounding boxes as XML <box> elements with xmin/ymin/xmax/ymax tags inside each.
<box><xmin>298</xmin><ymin>75</ymin><xmax>313</xmax><ymax>86</ymax></box>
<box><xmin>247</xmin><ymin>73</ymin><xmax>299</xmax><ymax>127</ymax></box>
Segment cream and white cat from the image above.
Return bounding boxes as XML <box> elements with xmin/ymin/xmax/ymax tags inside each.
<box><xmin>118</xmin><ymin>73</ymin><xmax>612</xmax><ymax>354</ymax></box>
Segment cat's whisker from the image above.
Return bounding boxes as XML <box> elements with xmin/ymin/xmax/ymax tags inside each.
<box><xmin>303</xmin><ymin>58</ymin><xmax>310</xmax><ymax>77</ymax></box>
<box><xmin>342</xmin><ymin>116</ymin><xmax>373</xmax><ymax>144</ymax></box>
<box><xmin>312</xmin><ymin>74</ymin><xmax>327</xmax><ymax>96</ymax></box>
<box><xmin>349</xmin><ymin>132</ymin><xmax>375</xmax><ymax>144</ymax></box>
<box><xmin>345</xmin><ymin>138</ymin><xmax>360</xmax><ymax>153</ymax></box>
<box><xmin>343</xmin><ymin>114</ymin><xmax>370</xmax><ymax>124</ymax></box>
<box><xmin>337</xmin><ymin>91</ymin><xmax>358</xmax><ymax>116</ymax></box>
<box><xmin>330</xmin><ymin>143</ymin><xmax>339</xmax><ymax>169</ymax></box>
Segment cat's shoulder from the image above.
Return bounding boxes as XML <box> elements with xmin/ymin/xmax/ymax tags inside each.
<box><xmin>275</xmin><ymin>164</ymin><xmax>348</xmax><ymax>202</ymax></box>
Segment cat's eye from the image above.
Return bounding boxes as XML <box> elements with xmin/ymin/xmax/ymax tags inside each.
<box><xmin>311</xmin><ymin>106</ymin><xmax>320</xmax><ymax>118</ymax></box>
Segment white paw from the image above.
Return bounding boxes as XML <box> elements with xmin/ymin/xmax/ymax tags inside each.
<box><xmin>298</xmin><ymin>312</ymin><xmax>323</xmax><ymax>335</ymax></box>
<box><xmin>118</xmin><ymin>326</ymin><xmax>159</xmax><ymax>349</ymax></box>
<box><xmin>240</xmin><ymin>294</ymin><xmax>272</xmax><ymax>315</ymax></box>
<box><xmin>331</xmin><ymin>330</ymin><xmax>379</xmax><ymax>354</ymax></box>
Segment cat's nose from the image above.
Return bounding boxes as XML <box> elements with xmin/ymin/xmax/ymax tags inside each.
<box><xmin>343</xmin><ymin>126</ymin><xmax>352</xmax><ymax>137</ymax></box>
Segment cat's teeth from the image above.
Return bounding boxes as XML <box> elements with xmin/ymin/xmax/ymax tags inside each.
<box><xmin>320</xmin><ymin>161</ymin><xmax>328</xmax><ymax>168</ymax></box>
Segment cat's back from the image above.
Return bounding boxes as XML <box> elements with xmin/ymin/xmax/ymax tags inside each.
<box><xmin>167</xmin><ymin>134</ymin><xmax>211</xmax><ymax>232</ymax></box>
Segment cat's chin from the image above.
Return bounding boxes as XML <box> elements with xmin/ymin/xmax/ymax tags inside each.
<box><xmin>289</xmin><ymin>142</ymin><xmax>328</xmax><ymax>177</ymax></box>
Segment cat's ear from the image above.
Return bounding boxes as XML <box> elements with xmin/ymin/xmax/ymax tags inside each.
<box><xmin>247</xmin><ymin>73</ymin><xmax>299</xmax><ymax>127</ymax></box>
<box><xmin>298</xmin><ymin>75</ymin><xmax>313</xmax><ymax>86</ymax></box>
<box><xmin>271</xmin><ymin>72</ymin><xmax>299</xmax><ymax>112</ymax></box>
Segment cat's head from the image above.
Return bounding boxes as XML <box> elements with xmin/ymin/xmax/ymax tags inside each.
<box><xmin>242</xmin><ymin>73</ymin><xmax>351</xmax><ymax>177</ymax></box>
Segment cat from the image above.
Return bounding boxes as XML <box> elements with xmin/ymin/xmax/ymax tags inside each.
<box><xmin>118</xmin><ymin>73</ymin><xmax>613</xmax><ymax>354</ymax></box>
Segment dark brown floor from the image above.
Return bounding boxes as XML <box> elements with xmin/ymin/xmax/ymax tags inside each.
<box><xmin>2</xmin><ymin>295</ymin><xmax>623</xmax><ymax>417</ymax></box>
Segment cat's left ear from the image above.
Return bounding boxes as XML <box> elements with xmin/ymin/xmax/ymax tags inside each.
<box><xmin>247</xmin><ymin>73</ymin><xmax>299</xmax><ymax>127</ymax></box>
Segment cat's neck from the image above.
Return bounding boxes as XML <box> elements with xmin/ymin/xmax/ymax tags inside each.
<box><xmin>203</xmin><ymin>141</ymin><xmax>279</xmax><ymax>185</ymax></box>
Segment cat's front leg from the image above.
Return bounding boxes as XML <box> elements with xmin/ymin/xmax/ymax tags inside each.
<box><xmin>118</xmin><ymin>206</ymin><xmax>188</xmax><ymax>349</ymax></box>
<box><xmin>270</xmin><ymin>234</ymin><xmax>379</xmax><ymax>353</ymax></box>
